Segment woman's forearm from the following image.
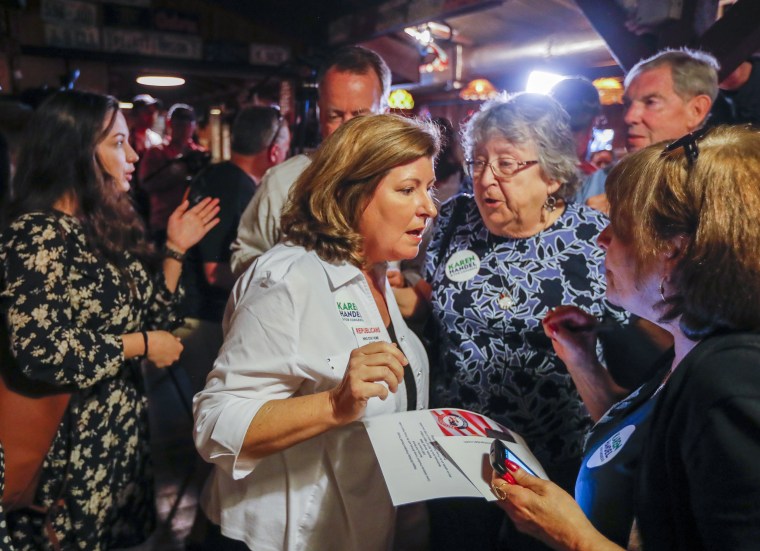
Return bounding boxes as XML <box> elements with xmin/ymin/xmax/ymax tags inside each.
<box><xmin>544</xmin><ymin>307</ymin><xmax>630</xmax><ymax>422</ymax></box>
<box><xmin>241</xmin><ymin>391</ymin><xmax>344</xmax><ymax>460</ymax></box>
<box><xmin>565</xmin><ymin>359</ymin><xmax>628</xmax><ymax>422</ymax></box>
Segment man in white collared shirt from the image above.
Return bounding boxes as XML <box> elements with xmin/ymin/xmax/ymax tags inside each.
<box><xmin>229</xmin><ymin>46</ymin><xmax>391</xmax><ymax>278</ymax></box>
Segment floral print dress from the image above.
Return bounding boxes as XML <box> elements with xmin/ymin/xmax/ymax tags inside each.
<box><xmin>0</xmin><ymin>212</ymin><xmax>181</xmax><ymax>550</ymax></box>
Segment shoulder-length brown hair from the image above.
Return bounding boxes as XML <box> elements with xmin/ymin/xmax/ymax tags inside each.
<box><xmin>281</xmin><ymin>114</ymin><xmax>440</xmax><ymax>267</ymax></box>
<box><xmin>606</xmin><ymin>125</ymin><xmax>760</xmax><ymax>339</ymax></box>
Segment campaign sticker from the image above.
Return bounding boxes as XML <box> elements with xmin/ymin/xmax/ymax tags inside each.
<box><xmin>353</xmin><ymin>326</ymin><xmax>384</xmax><ymax>345</ymax></box>
<box><xmin>586</xmin><ymin>425</ymin><xmax>636</xmax><ymax>468</ymax></box>
<box><xmin>445</xmin><ymin>250</ymin><xmax>481</xmax><ymax>282</ymax></box>
<box><xmin>335</xmin><ymin>291</ymin><xmax>364</xmax><ymax>324</ymax></box>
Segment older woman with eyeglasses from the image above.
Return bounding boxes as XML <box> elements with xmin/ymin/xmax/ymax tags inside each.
<box><xmin>489</xmin><ymin>125</ymin><xmax>760</xmax><ymax>551</ymax></box>
<box><xmin>403</xmin><ymin>93</ymin><xmax>659</xmax><ymax>551</ymax></box>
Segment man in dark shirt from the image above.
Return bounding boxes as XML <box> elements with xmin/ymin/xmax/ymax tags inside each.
<box><xmin>716</xmin><ymin>56</ymin><xmax>760</xmax><ymax>126</ymax></box>
<box><xmin>178</xmin><ymin>106</ymin><xmax>290</xmax><ymax>392</ymax></box>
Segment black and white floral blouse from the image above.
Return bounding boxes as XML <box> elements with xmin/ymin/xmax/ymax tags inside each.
<box><xmin>0</xmin><ymin>211</ymin><xmax>180</xmax><ymax>550</ymax></box>
<box><xmin>425</xmin><ymin>196</ymin><xmax>628</xmax><ymax>479</ymax></box>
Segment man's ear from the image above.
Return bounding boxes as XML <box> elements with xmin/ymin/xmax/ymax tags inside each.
<box><xmin>267</xmin><ymin>144</ymin><xmax>279</xmax><ymax>165</ymax></box>
<box><xmin>686</xmin><ymin>94</ymin><xmax>712</xmax><ymax>130</ymax></box>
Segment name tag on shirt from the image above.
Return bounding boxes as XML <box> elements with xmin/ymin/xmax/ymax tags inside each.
<box><xmin>352</xmin><ymin>326</ymin><xmax>384</xmax><ymax>346</ymax></box>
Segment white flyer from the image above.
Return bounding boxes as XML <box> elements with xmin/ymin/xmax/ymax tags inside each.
<box><xmin>363</xmin><ymin>407</ymin><xmax>546</xmax><ymax>505</ymax></box>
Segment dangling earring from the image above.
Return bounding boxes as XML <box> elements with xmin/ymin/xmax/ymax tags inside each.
<box><xmin>659</xmin><ymin>277</ymin><xmax>667</xmax><ymax>303</ymax></box>
<box><xmin>543</xmin><ymin>195</ymin><xmax>557</xmax><ymax>212</ymax></box>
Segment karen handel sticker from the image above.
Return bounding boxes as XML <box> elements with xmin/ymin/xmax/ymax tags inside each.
<box><xmin>445</xmin><ymin>250</ymin><xmax>481</xmax><ymax>282</ymax></box>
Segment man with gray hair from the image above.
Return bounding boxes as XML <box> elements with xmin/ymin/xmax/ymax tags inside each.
<box><xmin>582</xmin><ymin>48</ymin><xmax>718</xmax><ymax>212</ymax></box>
<box><xmin>230</xmin><ymin>45</ymin><xmax>390</xmax><ymax>276</ymax></box>
<box><xmin>623</xmin><ymin>48</ymin><xmax>718</xmax><ymax>151</ymax></box>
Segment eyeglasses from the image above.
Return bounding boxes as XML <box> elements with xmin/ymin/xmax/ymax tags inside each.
<box><xmin>464</xmin><ymin>158</ymin><xmax>539</xmax><ymax>179</ymax></box>
<box><xmin>662</xmin><ymin>126</ymin><xmax>710</xmax><ymax>164</ymax></box>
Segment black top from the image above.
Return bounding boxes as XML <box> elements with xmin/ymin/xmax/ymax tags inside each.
<box><xmin>720</xmin><ymin>58</ymin><xmax>760</xmax><ymax>126</ymax></box>
<box><xmin>183</xmin><ymin>161</ymin><xmax>256</xmax><ymax>321</ymax></box>
<box><xmin>386</xmin><ymin>321</ymin><xmax>417</xmax><ymax>411</ymax></box>
<box><xmin>635</xmin><ymin>332</ymin><xmax>760</xmax><ymax>550</ymax></box>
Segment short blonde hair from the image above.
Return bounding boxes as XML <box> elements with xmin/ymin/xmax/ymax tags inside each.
<box><xmin>606</xmin><ymin>125</ymin><xmax>760</xmax><ymax>339</ymax></box>
<box><xmin>281</xmin><ymin>114</ymin><xmax>440</xmax><ymax>267</ymax></box>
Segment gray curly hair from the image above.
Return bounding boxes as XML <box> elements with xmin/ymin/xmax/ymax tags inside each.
<box><xmin>462</xmin><ymin>92</ymin><xmax>581</xmax><ymax>199</ymax></box>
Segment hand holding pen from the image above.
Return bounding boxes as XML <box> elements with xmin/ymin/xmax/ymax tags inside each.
<box><xmin>542</xmin><ymin>306</ymin><xmax>628</xmax><ymax>421</ymax></box>
<box><xmin>541</xmin><ymin>305</ymin><xmax>606</xmax><ymax>369</ymax></box>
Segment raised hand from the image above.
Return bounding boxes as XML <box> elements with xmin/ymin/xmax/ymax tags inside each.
<box><xmin>166</xmin><ymin>197</ymin><xmax>221</xmax><ymax>253</ymax></box>
<box><xmin>542</xmin><ymin>305</ymin><xmax>600</xmax><ymax>369</ymax></box>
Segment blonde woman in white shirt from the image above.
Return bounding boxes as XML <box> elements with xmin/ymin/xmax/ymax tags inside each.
<box><xmin>194</xmin><ymin>114</ymin><xmax>440</xmax><ymax>551</ymax></box>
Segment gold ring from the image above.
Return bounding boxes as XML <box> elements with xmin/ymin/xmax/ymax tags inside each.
<box><xmin>490</xmin><ymin>480</ymin><xmax>509</xmax><ymax>501</ymax></box>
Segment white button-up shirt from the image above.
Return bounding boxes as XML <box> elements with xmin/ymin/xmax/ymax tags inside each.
<box><xmin>194</xmin><ymin>243</ymin><xmax>429</xmax><ymax>551</ymax></box>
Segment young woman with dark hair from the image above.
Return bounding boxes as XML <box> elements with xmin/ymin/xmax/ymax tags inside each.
<box><xmin>0</xmin><ymin>90</ymin><xmax>219</xmax><ymax>549</ymax></box>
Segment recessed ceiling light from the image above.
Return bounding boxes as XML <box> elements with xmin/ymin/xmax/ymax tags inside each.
<box><xmin>136</xmin><ymin>75</ymin><xmax>185</xmax><ymax>87</ymax></box>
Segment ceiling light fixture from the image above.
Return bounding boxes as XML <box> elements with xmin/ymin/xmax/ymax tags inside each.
<box><xmin>405</xmin><ymin>26</ymin><xmax>433</xmax><ymax>46</ymax></box>
<box><xmin>404</xmin><ymin>22</ymin><xmax>453</xmax><ymax>46</ymax></box>
<box><xmin>136</xmin><ymin>75</ymin><xmax>185</xmax><ymax>87</ymax></box>
<box><xmin>405</xmin><ymin>21</ymin><xmax>455</xmax><ymax>71</ymax></box>
<box><xmin>459</xmin><ymin>78</ymin><xmax>499</xmax><ymax>101</ymax></box>
<box><xmin>592</xmin><ymin>77</ymin><xmax>624</xmax><ymax>105</ymax></box>
<box><xmin>388</xmin><ymin>89</ymin><xmax>415</xmax><ymax>110</ymax></box>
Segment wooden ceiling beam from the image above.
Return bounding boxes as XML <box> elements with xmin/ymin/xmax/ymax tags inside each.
<box><xmin>359</xmin><ymin>36</ymin><xmax>421</xmax><ymax>84</ymax></box>
<box><xmin>572</xmin><ymin>0</ymin><xmax>656</xmax><ymax>71</ymax></box>
<box><xmin>693</xmin><ymin>0</ymin><xmax>760</xmax><ymax>79</ymax></box>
